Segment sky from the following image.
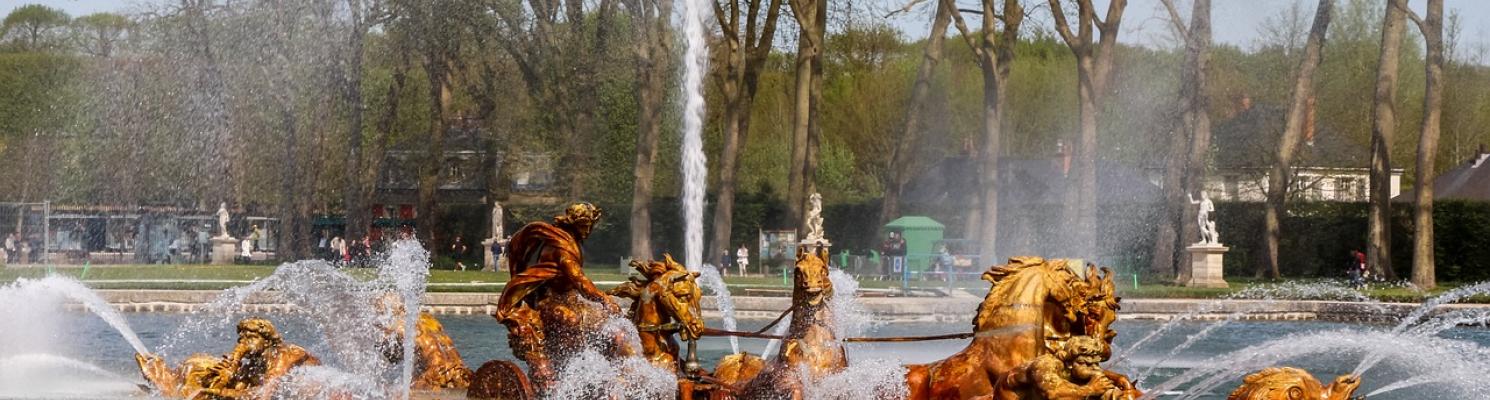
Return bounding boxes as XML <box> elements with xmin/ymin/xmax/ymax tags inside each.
<box><xmin>9</xmin><ymin>0</ymin><xmax>1490</xmax><ymax>57</ymax></box>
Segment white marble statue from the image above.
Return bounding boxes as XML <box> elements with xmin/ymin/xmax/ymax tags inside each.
<box><xmin>804</xmin><ymin>192</ymin><xmax>825</xmax><ymax>243</ymax></box>
<box><xmin>216</xmin><ymin>202</ymin><xmax>233</xmax><ymax>239</ymax></box>
<box><xmin>1188</xmin><ymin>191</ymin><xmax>1219</xmax><ymax>245</ymax></box>
<box><xmin>490</xmin><ymin>201</ymin><xmax>505</xmax><ymax>240</ymax></box>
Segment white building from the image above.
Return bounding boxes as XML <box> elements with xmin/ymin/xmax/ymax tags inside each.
<box><xmin>1180</xmin><ymin>104</ymin><xmax>1403</xmax><ymax>202</ymax></box>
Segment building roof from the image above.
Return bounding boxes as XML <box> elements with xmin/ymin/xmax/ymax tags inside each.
<box><xmin>1211</xmin><ymin>105</ymin><xmax>1367</xmax><ymax>170</ymax></box>
<box><xmin>884</xmin><ymin>216</ymin><xmax>945</xmax><ymax>231</ymax></box>
<box><xmin>1397</xmin><ymin>149</ymin><xmax>1490</xmax><ymax>202</ymax></box>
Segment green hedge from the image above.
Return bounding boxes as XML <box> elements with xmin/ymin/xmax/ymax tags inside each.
<box><xmin>436</xmin><ymin>196</ymin><xmax>1490</xmax><ymax>283</ymax></box>
<box><xmin>1215</xmin><ymin>200</ymin><xmax>1490</xmax><ymax>282</ymax></box>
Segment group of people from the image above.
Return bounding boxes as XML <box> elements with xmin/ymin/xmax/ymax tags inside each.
<box><xmin>2</xmin><ymin>232</ymin><xmax>33</xmax><ymax>264</ymax></box>
<box><xmin>317</xmin><ymin>231</ymin><xmax>380</xmax><ymax>267</ymax></box>
<box><xmin>715</xmin><ymin>245</ymin><xmax>751</xmax><ymax>276</ymax></box>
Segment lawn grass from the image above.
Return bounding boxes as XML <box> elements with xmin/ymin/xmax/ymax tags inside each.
<box><xmin>2</xmin><ymin>263</ymin><xmax>1485</xmax><ymax>303</ymax></box>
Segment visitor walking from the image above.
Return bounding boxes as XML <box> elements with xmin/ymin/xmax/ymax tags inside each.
<box><xmin>1347</xmin><ymin>249</ymin><xmax>1367</xmax><ymax>289</ymax></box>
<box><xmin>249</xmin><ymin>224</ymin><xmax>263</xmax><ymax>252</ymax></box>
<box><xmin>451</xmin><ymin>235</ymin><xmax>469</xmax><ymax>270</ymax></box>
<box><xmin>719</xmin><ymin>250</ymin><xmax>733</xmax><ymax>276</ymax></box>
<box><xmin>736</xmin><ymin>245</ymin><xmax>750</xmax><ymax>276</ymax></box>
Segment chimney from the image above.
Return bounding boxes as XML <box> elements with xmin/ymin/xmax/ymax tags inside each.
<box><xmin>1304</xmin><ymin>96</ymin><xmax>1317</xmax><ymax>146</ymax></box>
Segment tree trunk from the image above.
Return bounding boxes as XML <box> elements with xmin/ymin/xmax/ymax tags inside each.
<box><xmin>945</xmin><ymin>0</ymin><xmax>1021</xmax><ymax>265</ymax></box>
<box><xmin>1048</xmin><ymin>0</ymin><xmax>1126</xmax><ymax>259</ymax></box>
<box><xmin>881</xmin><ymin>0</ymin><xmax>952</xmax><ymax>225</ymax></box>
<box><xmin>1263</xmin><ymin>0</ymin><xmax>1333</xmax><ymax>279</ymax></box>
<box><xmin>1369</xmin><ymin>0</ymin><xmax>1406</xmax><ymax>281</ymax></box>
<box><xmin>417</xmin><ymin>63</ymin><xmax>450</xmax><ymax>241</ymax></box>
<box><xmin>786</xmin><ymin>25</ymin><xmax>812</xmax><ymax>228</ymax></box>
<box><xmin>802</xmin><ymin>0</ymin><xmax>825</xmax><ymax>235</ymax></box>
<box><xmin>629</xmin><ymin>0</ymin><xmax>671</xmax><ymax>261</ymax></box>
<box><xmin>341</xmin><ymin>21</ymin><xmax>370</xmax><ymax>241</ymax></box>
<box><xmin>786</xmin><ymin>0</ymin><xmax>823</xmax><ymax>234</ymax></box>
<box><xmin>708</xmin><ymin>0</ymin><xmax>784</xmax><ymax>262</ymax></box>
<box><xmin>1179</xmin><ymin>0</ymin><xmax>1213</xmax><ymax>283</ymax></box>
<box><xmin>1411</xmin><ymin>0</ymin><xmax>1444</xmax><ymax>290</ymax></box>
<box><xmin>1154</xmin><ymin>0</ymin><xmax>1212</xmax><ymax>281</ymax></box>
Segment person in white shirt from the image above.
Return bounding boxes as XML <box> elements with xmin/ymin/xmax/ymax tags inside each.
<box><xmin>735</xmin><ymin>245</ymin><xmax>750</xmax><ymax>276</ymax></box>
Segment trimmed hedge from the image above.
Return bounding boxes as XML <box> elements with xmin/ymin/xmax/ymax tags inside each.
<box><xmin>435</xmin><ymin>195</ymin><xmax>1490</xmax><ymax>283</ymax></box>
<box><xmin>1215</xmin><ymin>200</ymin><xmax>1490</xmax><ymax>282</ymax></box>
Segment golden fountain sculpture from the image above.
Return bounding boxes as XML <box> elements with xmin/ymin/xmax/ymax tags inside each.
<box><xmin>1226</xmin><ymin>368</ymin><xmax>1362</xmax><ymax>400</ymax></box>
<box><xmin>714</xmin><ymin>244</ymin><xmax>848</xmax><ymax>398</ymax></box>
<box><xmin>136</xmin><ymin>317</ymin><xmax>320</xmax><ymax>399</ymax></box>
<box><xmin>904</xmin><ymin>257</ymin><xmax>1138</xmax><ymax>400</ymax></box>
<box><xmin>470</xmin><ymin>202</ymin><xmax>635</xmax><ymax>399</ymax></box>
<box><xmin>607</xmin><ymin>253</ymin><xmax>707</xmax><ymax>373</ymax></box>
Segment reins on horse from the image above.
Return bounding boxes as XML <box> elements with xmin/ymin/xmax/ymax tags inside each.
<box><xmin>700</xmin><ymin>327</ymin><xmax>979</xmax><ymax>342</ymax></box>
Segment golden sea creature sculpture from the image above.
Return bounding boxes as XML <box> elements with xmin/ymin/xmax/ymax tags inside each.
<box><xmin>136</xmin><ymin>317</ymin><xmax>320</xmax><ymax>399</ymax></box>
<box><xmin>376</xmin><ymin>294</ymin><xmax>473</xmax><ymax>390</ymax></box>
<box><xmin>904</xmin><ymin>257</ymin><xmax>1137</xmax><ymax>400</ymax></box>
<box><xmin>1226</xmin><ymin>367</ymin><xmax>1362</xmax><ymax>400</ymax></box>
<box><xmin>407</xmin><ymin>312</ymin><xmax>474</xmax><ymax>389</ymax></box>
<box><xmin>608</xmin><ymin>253</ymin><xmax>706</xmax><ymax>373</ymax></box>
<box><xmin>992</xmin><ymin>336</ymin><xmax>1124</xmax><ymax>400</ymax></box>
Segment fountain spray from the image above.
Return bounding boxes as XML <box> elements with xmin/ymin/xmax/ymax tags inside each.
<box><xmin>676</xmin><ymin>0</ymin><xmax>741</xmax><ymax>355</ymax></box>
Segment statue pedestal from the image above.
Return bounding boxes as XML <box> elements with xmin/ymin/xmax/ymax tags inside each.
<box><xmin>210</xmin><ymin>237</ymin><xmax>238</xmax><ymax>265</ymax></box>
<box><xmin>1184</xmin><ymin>244</ymin><xmax>1229</xmax><ymax>288</ymax></box>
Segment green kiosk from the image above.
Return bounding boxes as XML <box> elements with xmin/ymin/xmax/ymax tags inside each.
<box><xmin>882</xmin><ymin>216</ymin><xmax>946</xmax><ymax>277</ymax></box>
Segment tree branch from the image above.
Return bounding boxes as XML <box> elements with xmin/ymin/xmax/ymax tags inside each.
<box><xmin>1158</xmin><ymin>0</ymin><xmax>1188</xmax><ymax>38</ymax></box>
<box><xmin>1046</xmin><ymin>0</ymin><xmax>1078</xmax><ymax>46</ymax></box>
<box><xmin>941</xmin><ymin>0</ymin><xmax>981</xmax><ymax>58</ymax></box>
<box><xmin>884</xmin><ymin>0</ymin><xmax>927</xmax><ymax>18</ymax></box>
<box><xmin>1403</xmin><ymin>5</ymin><xmax>1425</xmax><ymax>33</ymax></box>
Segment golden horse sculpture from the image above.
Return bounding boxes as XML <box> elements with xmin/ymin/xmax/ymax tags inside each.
<box><xmin>607</xmin><ymin>253</ymin><xmax>707</xmax><ymax>373</ymax></box>
<box><xmin>1226</xmin><ymin>368</ymin><xmax>1362</xmax><ymax>400</ymax></box>
<box><xmin>903</xmin><ymin>257</ymin><xmax>1138</xmax><ymax>400</ymax></box>
<box><xmin>715</xmin><ymin>244</ymin><xmax>847</xmax><ymax>399</ymax></box>
<box><xmin>469</xmin><ymin>203</ymin><xmax>635</xmax><ymax>400</ymax></box>
<box><xmin>136</xmin><ymin>317</ymin><xmax>320</xmax><ymax>399</ymax></box>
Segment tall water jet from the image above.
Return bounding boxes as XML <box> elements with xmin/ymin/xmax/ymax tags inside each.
<box><xmin>678</xmin><ymin>0</ymin><xmax>710</xmax><ymax>270</ymax></box>
<box><xmin>676</xmin><ymin>0</ymin><xmax>735</xmax><ymax>355</ymax></box>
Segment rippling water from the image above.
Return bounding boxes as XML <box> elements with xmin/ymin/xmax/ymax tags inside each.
<box><xmin>17</xmin><ymin>313</ymin><xmax>1490</xmax><ymax>399</ymax></box>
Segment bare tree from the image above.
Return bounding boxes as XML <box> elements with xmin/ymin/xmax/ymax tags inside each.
<box><xmin>1153</xmin><ymin>0</ymin><xmax>1211</xmax><ymax>282</ymax></box>
<box><xmin>1047</xmin><ymin>0</ymin><xmax>1127</xmax><ymax>258</ymax></box>
<box><xmin>626</xmin><ymin>0</ymin><xmax>674</xmax><ymax>260</ymax></box>
<box><xmin>1262</xmin><ymin>0</ymin><xmax>1333</xmax><ymax>279</ymax></box>
<box><xmin>488</xmin><ymin>0</ymin><xmax>617</xmax><ymax>199</ymax></box>
<box><xmin>1367</xmin><ymin>0</ymin><xmax>1407</xmax><ymax>281</ymax></box>
<box><xmin>942</xmin><ymin>0</ymin><xmax>1022</xmax><ymax>264</ymax></box>
<box><xmin>707</xmin><ymin>0</ymin><xmax>785</xmax><ymax>259</ymax></box>
<box><xmin>72</xmin><ymin>13</ymin><xmax>132</xmax><ymax>58</ymax></box>
<box><xmin>1407</xmin><ymin>0</ymin><xmax>1444</xmax><ymax>289</ymax></box>
<box><xmin>786</xmin><ymin>0</ymin><xmax>827</xmax><ymax>233</ymax></box>
<box><xmin>878</xmin><ymin>0</ymin><xmax>952</xmax><ymax>226</ymax></box>
<box><xmin>338</xmin><ymin>0</ymin><xmax>387</xmax><ymax>241</ymax></box>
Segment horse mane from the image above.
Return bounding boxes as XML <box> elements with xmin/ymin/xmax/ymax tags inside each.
<box><xmin>1085</xmin><ymin>265</ymin><xmax>1120</xmax><ymax>311</ymax></box>
<box><xmin>974</xmin><ymin>257</ymin><xmax>1073</xmax><ymax>329</ymax></box>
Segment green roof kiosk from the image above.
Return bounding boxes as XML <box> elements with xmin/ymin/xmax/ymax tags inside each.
<box><xmin>883</xmin><ymin>216</ymin><xmax>945</xmax><ymax>274</ymax></box>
